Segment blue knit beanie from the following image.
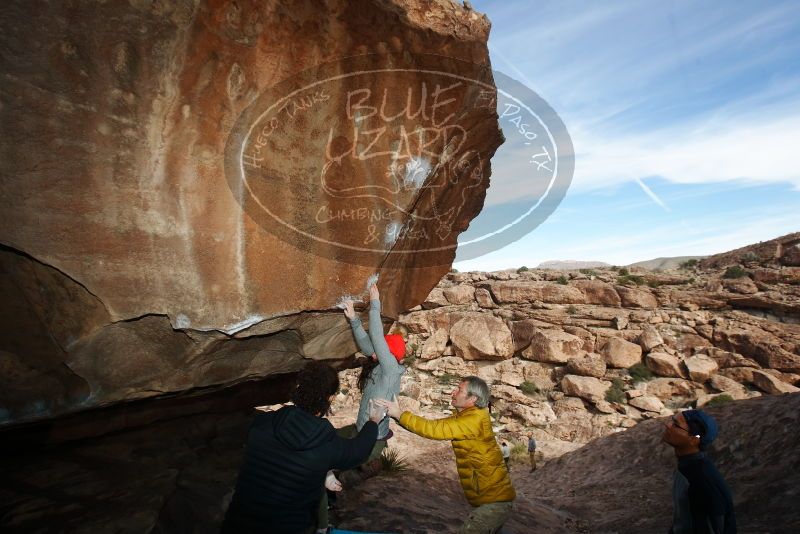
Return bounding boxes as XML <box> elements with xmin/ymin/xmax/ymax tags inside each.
<box><xmin>682</xmin><ymin>409</ymin><xmax>719</xmax><ymax>449</ymax></box>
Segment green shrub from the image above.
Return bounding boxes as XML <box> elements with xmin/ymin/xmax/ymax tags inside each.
<box><xmin>722</xmin><ymin>265</ymin><xmax>747</xmax><ymax>279</ymax></box>
<box><xmin>437</xmin><ymin>372</ymin><xmax>460</xmax><ymax>385</ymax></box>
<box><xmin>519</xmin><ymin>381</ymin><xmax>539</xmax><ymax>395</ymax></box>
<box><xmin>566</xmin><ymin>305</ymin><xmax>578</xmax><ymax>315</ymax></box>
<box><xmin>517</xmin><ymin>266</ymin><xmax>529</xmax><ymax>273</ymax></box>
<box><xmin>605</xmin><ymin>378</ymin><xmax>626</xmax><ymax>403</ymax></box>
<box><xmin>617</xmin><ymin>274</ymin><xmax>645</xmax><ymax>286</ymax></box>
<box><xmin>628</xmin><ymin>363</ymin><xmax>654</xmax><ymax>382</ymax></box>
<box><xmin>579</xmin><ymin>268</ymin><xmax>597</xmax><ymax>276</ymax></box>
<box><xmin>646</xmin><ymin>279</ymin><xmax>661</xmax><ymax>288</ymax></box>
<box><xmin>705</xmin><ymin>394</ymin><xmax>734</xmax><ymax>408</ymax></box>
<box><xmin>510</xmin><ymin>441</ymin><xmax>528</xmax><ymax>462</ymax></box>
<box><xmin>557</xmin><ymin>275</ymin><xmax>568</xmax><ymax>285</ymax></box>
<box><xmin>680</xmin><ymin>259</ymin><xmax>699</xmax><ymax>269</ymax></box>
<box><xmin>741</xmin><ymin>252</ymin><xmax>759</xmax><ymax>263</ymax></box>
<box><xmin>618</xmin><ymin>267</ymin><xmax>629</xmax><ymax>276</ymax></box>
<box><xmin>380</xmin><ymin>447</ymin><xmax>409</xmax><ymax>474</ymax></box>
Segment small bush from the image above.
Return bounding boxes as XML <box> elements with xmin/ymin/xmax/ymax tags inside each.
<box><xmin>557</xmin><ymin>275</ymin><xmax>568</xmax><ymax>285</ymax></box>
<box><xmin>617</xmin><ymin>274</ymin><xmax>645</xmax><ymax>286</ymax></box>
<box><xmin>646</xmin><ymin>279</ymin><xmax>661</xmax><ymax>288</ymax></box>
<box><xmin>705</xmin><ymin>394</ymin><xmax>734</xmax><ymax>408</ymax></box>
<box><xmin>519</xmin><ymin>381</ymin><xmax>539</xmax><ymax>395</ymax></box>
<box><xmin>438</xmin><ymin>372</ymin><xmax>460</xmax><ymax>385</ymax></box>
<box><xmin>579</xmin><ymin>268</ymin><xmax>597</xmax><ymax>276</ymax></box>
<box><xmin>605</xmin><ymin>378</ymin><xmax>626</xmax><ymax>403</ymax></box>
<box><xmin>517</xmin><ymin>266</ymin><xmax>529</xmax><ymax>273</ymax></box>
<box><xmin>618</xmin><ymin>267</ymin><xmax>629</xmax><ymax>276</ymax></box>
<box><xmin>722</xmin><ymin>265</ymin><xmax>747</xmax><ymax>279</ymax></box>
<box><xmin>566</xmin><ymin>305</ymin><xmax>578</xmax><ymax>315</ymax></box>
<box><xmin>680</xmin><ymin>259</ymin><xmax>698</xmax><ymax>269</ymax></box>
<box><xmin>741</xmin><ymin>252</ymin><xmax>759</xmax><ymax>263</ymax></box>
<box><xmin>510</xmin><ymin>441</ymin><xmax>528</xmax><ymax>462</ymax></box>
<box><xmin>628</xmin><ymin>363</ymin><xmax>654</xmax><ymax>382</ymax></box>
<box><xmin>380</xmin><ymin>447</ymin><xmax>409</xmax><ymax>474</ymax></box>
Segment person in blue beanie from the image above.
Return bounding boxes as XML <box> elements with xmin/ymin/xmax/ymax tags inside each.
<box><xmin>662</xmin><ymin>409</ymin><xmax>737</xmax><ymax>534</ymax></box>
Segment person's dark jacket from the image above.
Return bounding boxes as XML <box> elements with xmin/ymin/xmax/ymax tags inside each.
<box><xmin>222</xmin><ymin>406</ymin><xmax>378</xmax><ymax>533</ymax></box>
<box><xmin>670</xmin><ymin>452</ymin><xmax>736</xmax><ymax>534</ymax></box>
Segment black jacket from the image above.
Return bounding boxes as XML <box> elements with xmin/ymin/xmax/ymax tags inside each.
<box><xmin>671</xmin><ymin>452</ymin><xmax>737</xmax><ymax>534</ymax></box>
<box><xmin>222</xmin><ymin>406</ymin><xmax>378</xmax><ymax>533</ymax></box>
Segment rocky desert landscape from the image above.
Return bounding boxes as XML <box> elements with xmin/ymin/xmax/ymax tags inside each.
<box><xmin>1</xmin><ymin>0</ymin><xmax>798</xmax><ymax>532</ymax></box>
<box><xmin>3</xmin><ymin>232</ymin><xmax>799</xmax><ymax>533</ymax></box>
<box><xmin>324</xmin><ymin>231</ymin><xmax>800</xmax><ymax>532</ymax></box>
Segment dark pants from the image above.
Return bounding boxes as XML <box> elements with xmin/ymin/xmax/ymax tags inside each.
<box><xmin>317</xmin><ymin>424</ymin><xmax>387</xmax><ymax>529</ymax></box>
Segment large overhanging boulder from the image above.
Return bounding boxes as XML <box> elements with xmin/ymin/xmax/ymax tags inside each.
<box><xmin>0</xmin><ymin>0</ymin><xmax>502</xmax><ymax>426</ymax></box>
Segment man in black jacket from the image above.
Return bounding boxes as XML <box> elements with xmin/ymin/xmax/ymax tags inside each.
<box><xmin>663</xmin><ymin>409</ymin><xmax>736</xmax><ymax>534</ymax></box>
<box><xmin>222</xmin><ymin>362</ymin><xmax>382</xmax><ymax>534</ymax></box>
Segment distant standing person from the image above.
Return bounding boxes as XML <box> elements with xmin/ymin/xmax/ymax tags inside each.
<box><xmin>378</xmin><ymin>376</ymin><xmax>516</xmax><ymax>534</ymax></box>
<box><xmin>662</xmin><ymin>409</ymin><xmax>736</xmax><ymax>534</ymax></box>
<box><xmin>501</xmin><ymin>441</ymin><xmax>511</xmax><ymax>471</ymax></box>
<box><xmin>527</xmin><ymin>432</ymin><xmax>537</xmax><ymax>472</ymax></box>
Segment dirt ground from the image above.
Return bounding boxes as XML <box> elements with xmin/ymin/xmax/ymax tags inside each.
<box><xmin>326</xmin><ymin>403</ymin><xmax>581</xmax><ymax>534</ymax></box>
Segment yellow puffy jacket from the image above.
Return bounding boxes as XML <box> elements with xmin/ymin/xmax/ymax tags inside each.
<box><xmin>399</xmin><ymin>406</ymin><xmax>516</xmax><ymax>506</ymax></box>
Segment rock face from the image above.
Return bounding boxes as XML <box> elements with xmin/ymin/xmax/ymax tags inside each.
<box><xmin>394</xmin><ymin>235</ymin><xmax>799</xmax><ymax>457</ymax></box>
<box><xmin>646</xmin><ymin>352</ymin><xmax>685</xmax><ymax>378</ymax></box>
<box><xmin>0</xmin><ymin>0</ymin><xmax>501</xmax><ymax>425</ymax></box>
<box><xmin>528</xmin><ymin>393</ymin><xmax>800</xmax><ymax>533</ymax></box>
<box><xmin>566</xmin><ymin>353</ymin><xmax>607</xmax><ymax>378</ymax></box>
<box><xmin>600</xmin><ymin>337</ymin><xmax>643</xmax><ymax>368</ymax></box>
<box><xmin>449</xmin><ymin>315</ymin><xmax>513</xmax><ymax>361</ymax></box>
<box><xmin>522</xmin><ymin>329</ymin><xmax>585</xmax><ymax>363</ymax></box>
<box><xmin>485</xmin><ymin>281</ymin><xmax>586</xmax><ymax>304</ymax></box>
<box><xmin>628</xmin><ymin>394</ymin><xmax>665</xmax><ymax>413</ymax></box>
<box><xmin>683</xmin><ymin>354</ymin><xmax>719</xmax><ymax>383</ymax></box>
<box><xmin>560</xmin><ymin>375</ymin><xmax>609</xmax><ymax>402</ymax></box>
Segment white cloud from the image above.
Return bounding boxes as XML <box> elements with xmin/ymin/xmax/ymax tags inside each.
<box><xmin>480</xmin><ymin>105</ymin><xmax>800</xmax><ymax>207</ymax></box>
<box><xmin>571</xmin><ymin>111</ymin><xmax>800</xmax><ymax>192</ymax></box>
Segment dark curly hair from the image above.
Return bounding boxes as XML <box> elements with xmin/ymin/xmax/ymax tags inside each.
<box><xmin>291</xmin><ymin>361</ymin><xmax>340</xmax><ymax>416</ymax></box>
<box><xmin>357</xmin><ymin>358</ymin><xmax>379</xmax><ymax>393</ymax></box>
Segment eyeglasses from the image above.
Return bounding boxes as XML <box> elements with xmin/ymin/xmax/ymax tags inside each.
<box><xmin>670</xmin><ymin>415</ymin><xmax>701</xmax><ymax>439</ymax></box>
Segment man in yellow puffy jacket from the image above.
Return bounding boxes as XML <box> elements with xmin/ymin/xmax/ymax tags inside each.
<box><xmin>377</xmin><ymin>376</ymin><xmax>516</xmax><ymax>534</ymax></box>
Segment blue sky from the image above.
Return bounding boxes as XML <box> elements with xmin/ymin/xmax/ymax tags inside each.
<box><xmin>454</xmin><ymin>0</ymin><xmax>800</xmax><ymax>270</ymax></box>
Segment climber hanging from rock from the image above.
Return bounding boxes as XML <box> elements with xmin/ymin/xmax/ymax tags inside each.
<box><xmin>341</xmin><ymin>275</ymin><xmax>407</xmax><ymax>446</ymax></box>
<box><xmin>316</xmin><ymin>275</ymin><xmax>407</xmax><ymax>533</ymax></box>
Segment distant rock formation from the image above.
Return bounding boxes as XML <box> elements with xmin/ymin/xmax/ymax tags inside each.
<box><xmin>536</xmin><ymin>260</ymin><xmax>611</xmax><ymax>270</ymax></box>
<box><xmin>700</xmin><ymin>231</ymin><xmax>800</xmax><ymax>268</ymax></box>
<box><xmin>628</xmin><ymin>255</ymin><xmax>706</xmax><ymax>271</ymax></box>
